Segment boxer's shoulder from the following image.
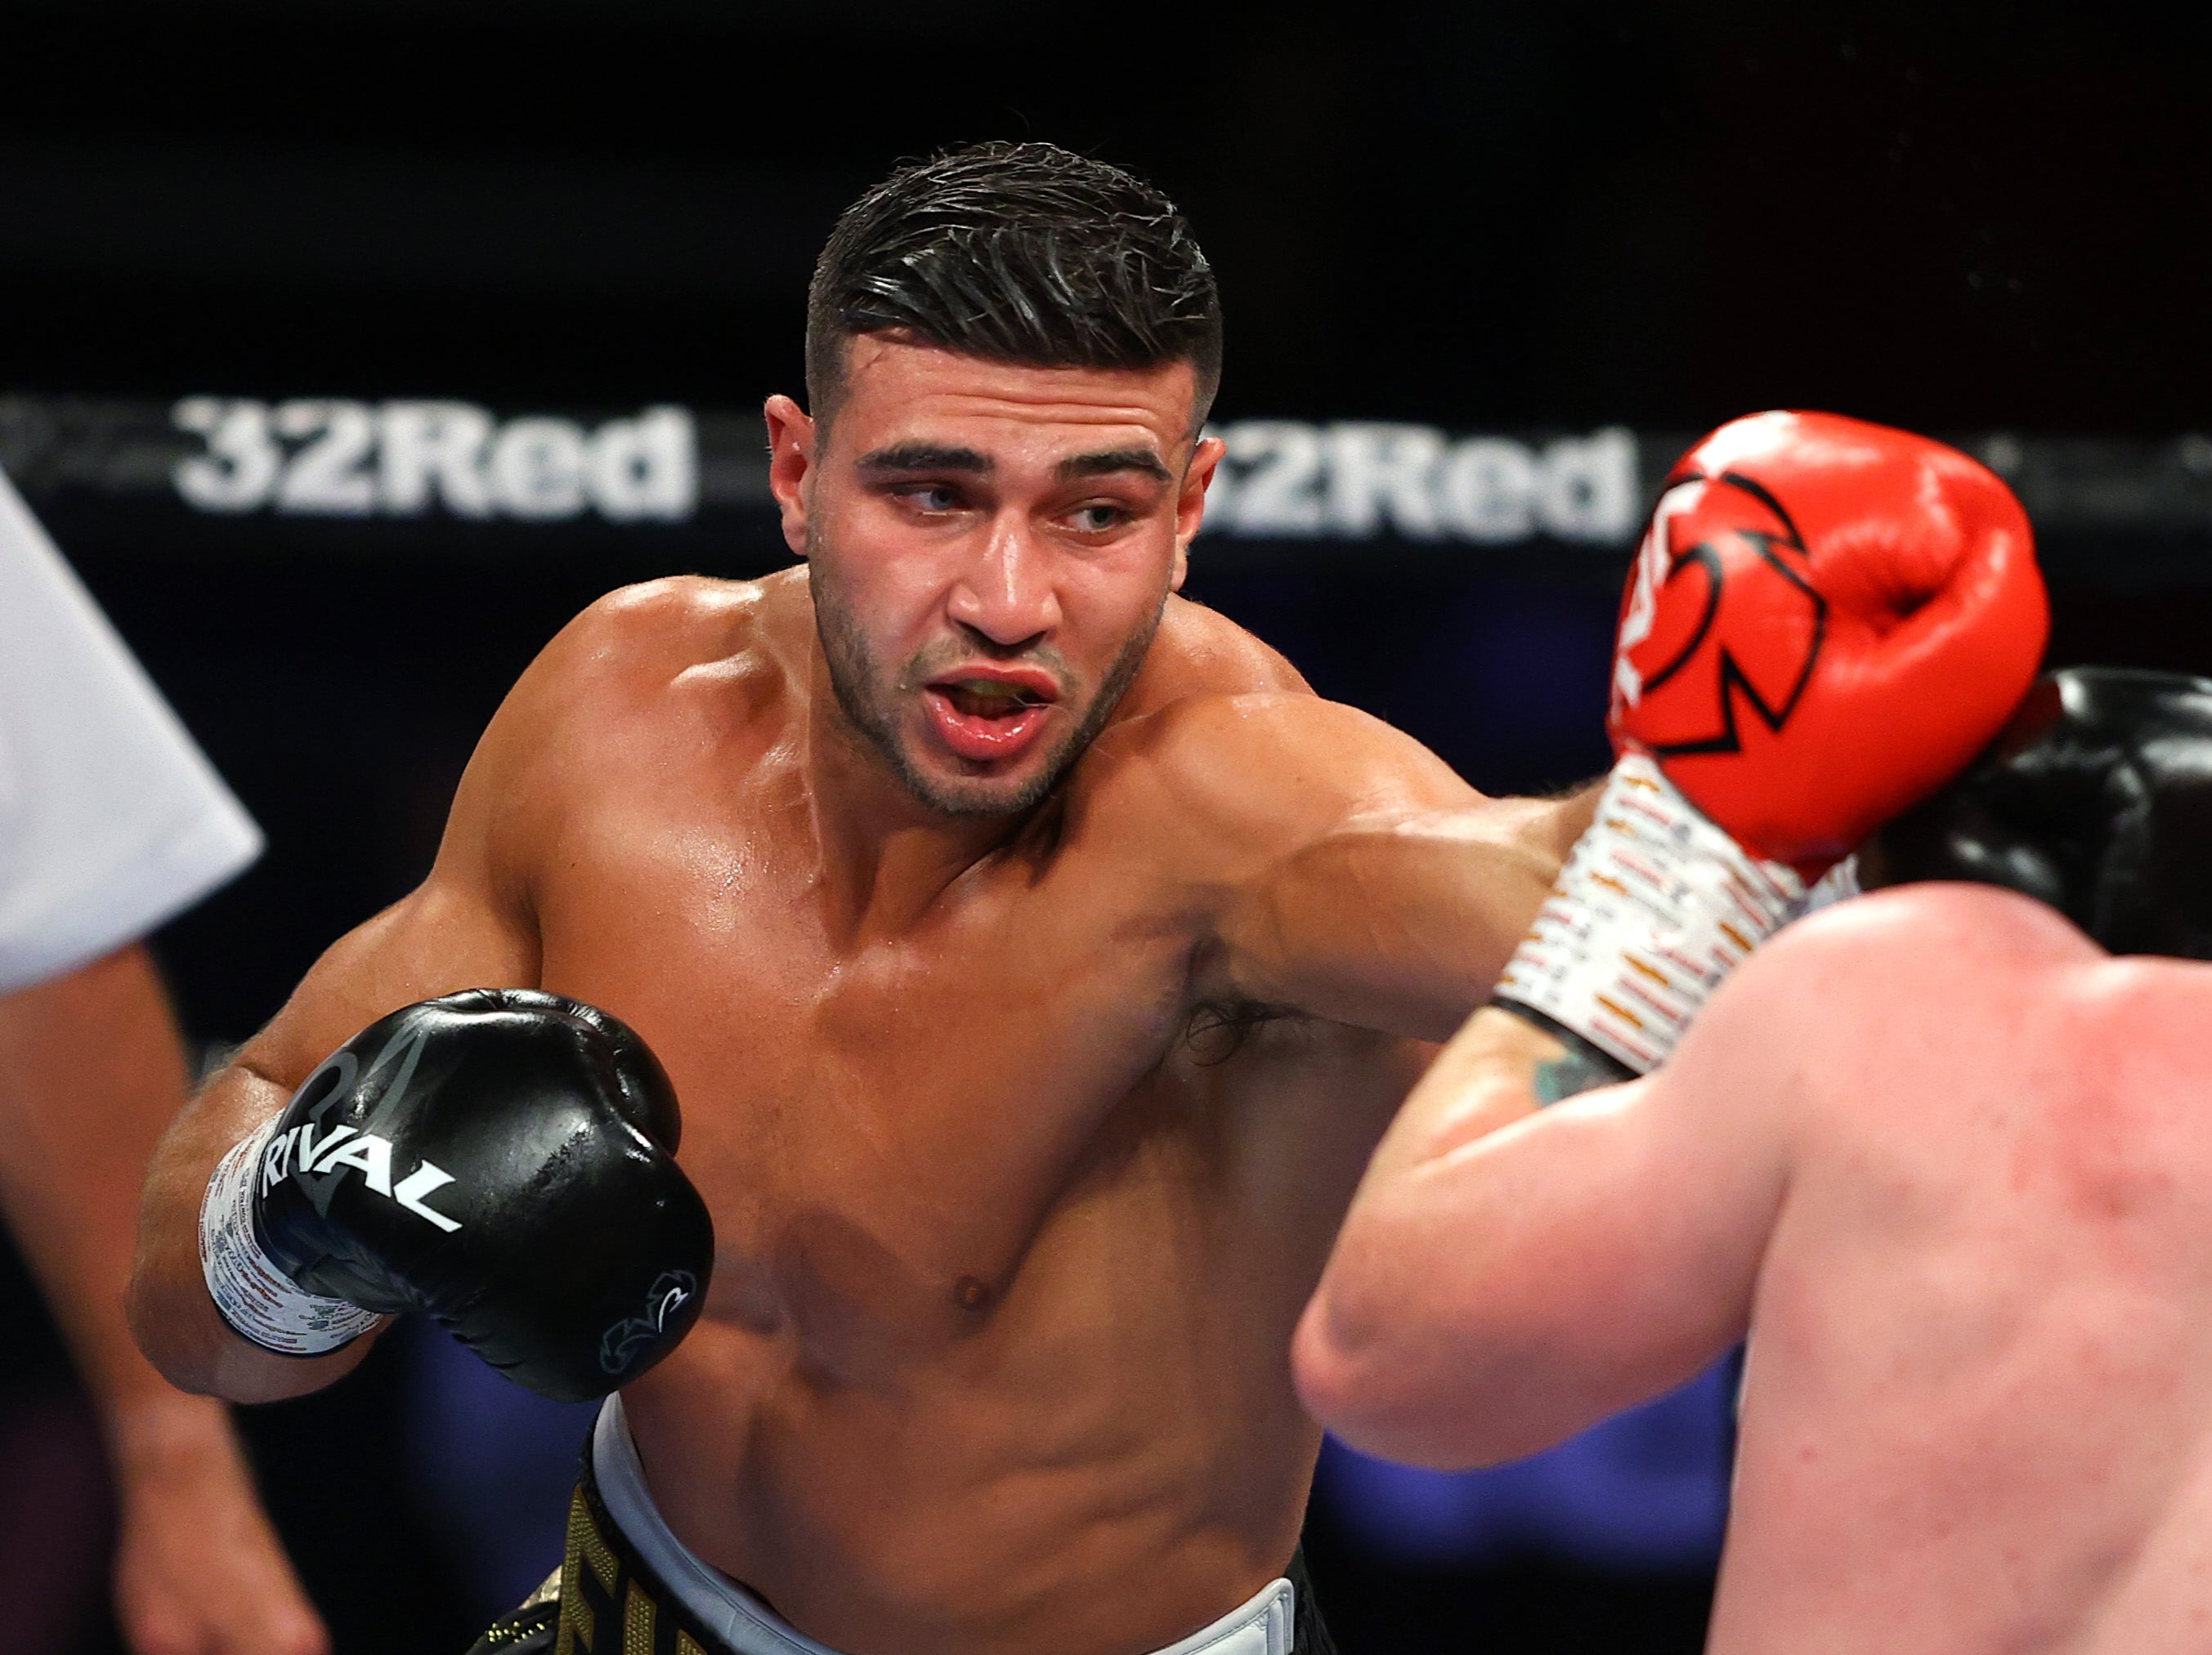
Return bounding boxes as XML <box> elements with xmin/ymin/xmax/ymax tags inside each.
<box><xmin>1084</xmin><ymin>597</ymin><xmax>1466</xmax><ymax>819</ymax></box>
<box><xmin>453</xmin><ymin>575</ymin><xmax>797</xmax><ymax>861</ymax></box>
<box><xmin>549</xmin><ymin>573</ymin><xmax>796</xmax><ymax>691</ymax></box>
<box><xmin>1077</xmin><ymin>686</ymin><xmax>1470</xmax><ymax>876</ymax></box>
<box><xmin>493</xmin><ymin>574</ymin><xmax>799</xmax><ymax>745</ymax></box>
<box><xmin>1756</xmin><ymin>882</ymin><xmax>2101</xmax><ymax>999</ymax></box>
<box><xmin>1126</xmin><ymin>595</ymin><xmax>1314</xmax><ymax>704</ymax></box>
<box><xmin>1672</xmin><ymin>884</ymin><xmax>2104</xmax><ymax>1090</ymax></box>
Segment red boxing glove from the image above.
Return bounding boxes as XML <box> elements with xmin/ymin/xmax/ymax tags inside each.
<box><xmin>1498</xmin><ymin>411</ymin><xmax>2049</xmax><ymax>1074</ymax></box>
<box><xmin>1610</xmin><ymin>410</ymin><xmax>2049</xmax><ymax>879</ymax></box>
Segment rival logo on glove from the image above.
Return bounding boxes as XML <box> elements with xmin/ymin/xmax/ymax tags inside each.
<box><xmin>598</xmin><ymin>1269</ymin><xmax>699</xmax><ymax>1377</ymax></box>
<box><xmin>1613</xmin><ymin>469</ymin><xmax>1827</xmax><ymax>757</ymax></box>
<box><xmin>259</xmin><ymin>1020</ymin><xmax>464</xmax><ymax>1232</ymax></box>
<box><xmin>258</xmin><ymin>1119</ymin><xmax>463</xmax><ymax>1233</ymax></box>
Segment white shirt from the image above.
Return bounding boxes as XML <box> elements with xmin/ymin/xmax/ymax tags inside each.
<box><xmin>0</xmin><ymin>467</ymin><xmax>262</xmax><ymax>994</ymax></box>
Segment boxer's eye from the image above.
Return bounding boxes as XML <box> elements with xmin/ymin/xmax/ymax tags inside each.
<box><xmin>893</xmin><ymin>484</ymin><xmax>964</xmax><ymax>514</ymax></box>
<box><xmin>1068</xmin><ymin>503</ymin><xmax>1130</xmax><ymax>533</ymax></box>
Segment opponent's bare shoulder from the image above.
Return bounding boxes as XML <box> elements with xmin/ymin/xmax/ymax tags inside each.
<box><xmin>1755</xmin><ymin>884</ymin><xmax>2212</xmax><ymax>1223</ymax></box>
<box><xmin>1672</xmin><ymin>883</ymin><xmax>2109</xmax><ymax>1126</ymax></box>
<box><xmin>1751</xmin><ymin>882</ymin><xmax>2099</xmax><ymax>1014</ymax></box>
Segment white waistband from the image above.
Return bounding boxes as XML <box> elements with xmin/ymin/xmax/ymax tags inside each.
<box><xmin>590</xmin><ymin>1398</ymin><xmax>1298</xmax><ymax>1655</ymax></box>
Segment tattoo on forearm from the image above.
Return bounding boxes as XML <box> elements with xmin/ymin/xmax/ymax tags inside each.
<box><xmin>1489</xmin><ymin>1000</ymin><xmax>1636</xmax><ymax>1104</ymax></box>
<box><xmin>1532</xmin><ymin>1045</ymin><xmax>1624</xmax><ymax>1104</ymax></box>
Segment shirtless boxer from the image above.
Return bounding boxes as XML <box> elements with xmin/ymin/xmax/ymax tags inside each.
<box><xmin>128</xmin><ymin>147</ymin><xmax>2037</xmax><ymax>1655</ymax></box>
<box><xmin>1296</xmin><ymin>668</ymin><xmax>2212</xmax><ymax>1653</ymax></box>
<box><xmin>1290</xmin><ymin>598</ymin><xmax>2212</xmax><ymax>1645</ymax></box>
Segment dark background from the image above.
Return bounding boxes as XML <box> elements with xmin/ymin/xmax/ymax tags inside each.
<box><xmin>3</xmin><ymin>2</ymin><xmax>2211</xmax><ymax>1652</ymax></box>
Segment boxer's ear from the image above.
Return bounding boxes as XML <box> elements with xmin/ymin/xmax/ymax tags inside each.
<box><xmin>1174</xmin><ymin>432</ymin><xmax>1225</xmax><ymax>592</ymax></box>
<box><xmin>764</xmin><ymin>394</ymin><xmax>815</xmax><ymax>559</ymax></box>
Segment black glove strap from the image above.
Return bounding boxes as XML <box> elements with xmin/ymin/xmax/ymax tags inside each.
<box><xmin>1487</xmin><ymin>997</ymin><xmax>1638</xmax><ymax>1103</ymax></box>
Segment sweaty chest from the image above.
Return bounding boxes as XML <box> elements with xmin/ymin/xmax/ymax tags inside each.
<box><xmin>526</xmin><ymin>790</ymin><xmax>1201</xmax><ymax>1321</ymax></box>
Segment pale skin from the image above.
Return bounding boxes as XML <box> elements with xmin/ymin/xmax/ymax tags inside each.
<box><xmin>1298</xmin><ymin>882</ymin><xmax>2212</xmax><ymax>1654</ymax></box>
<box><xmin>0</xmin><ymin>945</ymin><xmax>325</xmax><ymax>1655</ymax></box>
<box><xmin>131</xmin><ymin>338</ymin><xmax>1593</xmax><ymax>1655</ymax></box>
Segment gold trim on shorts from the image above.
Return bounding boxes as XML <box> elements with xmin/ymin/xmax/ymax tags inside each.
<box><xmin>550</xmin><ymin>1478</ymin><xmax>719</xmax><ymax>1655</ymax></box>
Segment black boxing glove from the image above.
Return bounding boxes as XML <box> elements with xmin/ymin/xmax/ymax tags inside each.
<box><xmin>1871</xmin><ymin>667</ymin><xmax>2212</xmax><ymax>959</ymax></box>
<box><xmin>199</xmin><ymin>989</ymin><xmax>714</xmax><ymax>1402</ymax></box>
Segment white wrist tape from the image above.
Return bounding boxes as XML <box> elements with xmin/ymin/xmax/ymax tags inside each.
<box><xmin>199</xmin><ymin>1116</ymin><xmax>383</xmax><ymax>1358</ymax></box>
<box><xmin>1804</xmin><ymin>853</ymin><xmax>1861</xmax><ymax>914</ymax></box>
<box><xmin>1497</xmin><ymin>753</ymin><xmax>1807</xmax><ymax>1073</ymax></box>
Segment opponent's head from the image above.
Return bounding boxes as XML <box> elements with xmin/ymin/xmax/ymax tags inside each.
<box><xmin>1870</xmin><ymin>668</ymin><xmax>2212</xmax><ymax>959</ymax></box>
<box><xmin>767</xmin><ymin>141</ymin><xmax>1225</xmax><ymax>816</ymax></box>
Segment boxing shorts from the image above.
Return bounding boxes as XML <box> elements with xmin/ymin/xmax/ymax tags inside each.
<box><xmin>467</xmin><ymin>1396</ymin><xmax>1336</xmax><ymax>1655</ymax></box>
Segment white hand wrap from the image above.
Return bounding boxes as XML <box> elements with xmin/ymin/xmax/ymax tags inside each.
<box><xmin>1496</xmin><ymin>753</ymin><xmax>1807</xmax><ymax>1073</ymax></box>
<box><xmin>199</xmin><ymin>1116</ymin><xmax>382</xmax><ymax>1358</ymax></box>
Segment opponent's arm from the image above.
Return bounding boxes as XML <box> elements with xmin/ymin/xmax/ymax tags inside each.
<box><xmin>1292</xmin><ymin>942</ymin><xmax>1804</xmax><ymax>1468</ymax></box>
<box><xmin>1296</xmin><ymin>412</ymin><xmax>2049</xmax><ymax>1463</ymax></box>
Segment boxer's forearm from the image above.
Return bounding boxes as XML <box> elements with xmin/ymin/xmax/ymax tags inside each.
<box><xmin>1296</xmin><ymin>1006</ymin><xmax>1636</xmax><ymax>1463</ymax></box>
<box><xmin>1359</xmin><ymin>1008</ymin><xmax>1567</xmax><ymax>1185</ymax></box>
<box><xmin>1301</xmin><ymin>955</ymin><xmax>1793</xmax><ymax>1465</ymax></box>
<box><xmin>1224</xmin><ymin>787</ymin><xmax>1599</xmax><ymax>1040</ymax></box>
<box><xmin>1296</xmin><ymin>1094</ymin><xmax>1699</xmax><ymax>1468</ymax></box>
<box><xmin>129</xmin><ymin>1054</ymin><xmax>381</xmax><ymax>1402</ymax></box>
<box><xmin>130</xmin><ymin>867</ymin><xmax>536</xmax><ymax>1402</ymax></box>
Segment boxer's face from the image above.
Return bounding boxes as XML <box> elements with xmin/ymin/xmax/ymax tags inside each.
<box><xmin>767</xmin><ymin>336</ymin><xmax>1221</xmax><ymax>816</ymax></box>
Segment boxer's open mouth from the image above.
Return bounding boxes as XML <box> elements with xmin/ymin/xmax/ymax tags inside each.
<box><xmin>921</xmin><ymin>667</ymin><xmax>1061</xmax><ymax>762</ymax></box>
<box><xmin>938</xmin><ymin>678</ymin><xmax>1050</xmax><ymax>718</ymax></box>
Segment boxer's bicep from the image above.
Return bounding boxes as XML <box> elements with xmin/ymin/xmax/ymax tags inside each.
<box><xmin>239</xmin><ymin>882</ymin><xmax>538</xmax><ymax>1092</ymax></box>
<box><xmin>239</xmin><ymin>655</ymin><xmax>556</xmax><ymax>1092</ymax></box>
<box><xmin>1240</xmin><ymin>800</ymin><xmax>1577</xmax><ymax>1038</ymax></box>
<box><xmin>1180</xmin><ymin>699</ymin><xmax>1582</xmax><ymax>1039</ymax></box>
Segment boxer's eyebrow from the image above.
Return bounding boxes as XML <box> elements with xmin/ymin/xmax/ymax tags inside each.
<box><xmin>857</xmin><ymin>443</ymin><xmax>992</xmax><ymax>473</ymax></box>
<box><xmin>1056</xmin><ymin>447</ymin><xmax>1172</xmax><ymax>483</ymax></box>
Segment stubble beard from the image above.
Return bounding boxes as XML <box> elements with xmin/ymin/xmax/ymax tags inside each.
<box><xmin>809</xmin><ymin>556</ymin><xmax>1164</xmax><ymax>820</ymax></box>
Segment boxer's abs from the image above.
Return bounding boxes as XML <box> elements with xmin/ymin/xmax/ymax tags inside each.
<box><xmin>509</xmin><ymin>616</ymin><xmax>1427</xmax><ymax>1649</ymax></box>
<box><xmin>620</xmin><ymin>1271</ymin><xmax>1305</xmax><ymax>1654</ymax></box>
<box><xmin>592</xmin><ymin>1009</ymin><xmax>1421</xmax><ymax>1655</ymax></box>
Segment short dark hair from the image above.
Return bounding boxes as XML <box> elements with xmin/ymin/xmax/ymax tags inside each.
<box><xmin>805</xmin><ymin>141</ymin><xmax>1222</xmax><ymax>432</ymax></box>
